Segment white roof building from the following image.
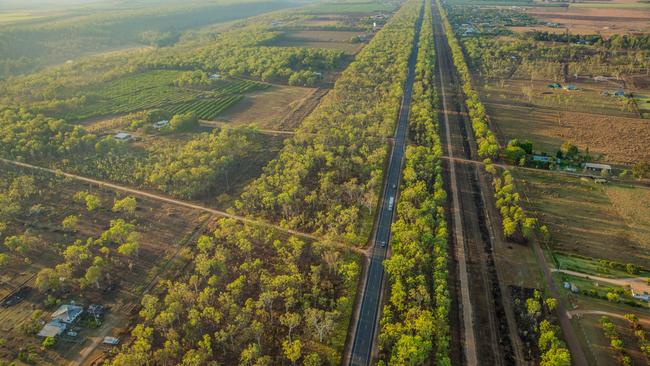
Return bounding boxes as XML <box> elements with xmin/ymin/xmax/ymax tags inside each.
<box><xmin>153</xmin><ymin>120</ymin><xmax>169</xmax><ymax>129</ymax></box>
<box><xmin>37</xmin><ymin>321</ymin><xmax>67</xmax><ymax>338</ymax></box>
<box><xmin>114</xmin><ymin>132</ymin><xmax>134</xmax><ymax>142</ymax></box>
<box><xmin>584</xmin><ymin>163</ymin><xmax>612</xmax><ymax>171</ymax></box>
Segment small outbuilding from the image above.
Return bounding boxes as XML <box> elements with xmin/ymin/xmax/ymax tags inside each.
<box><xmin>114</xmin><ymin>132</ymin><xmax>134</xmax><ymax>142</ymax></box>
<box><xmin>37</xmin><ymin>321</ymin><xmax>67</xmax><ymax>338</ymax></box>
<box><xmin>103</xmin><ymin>337</ymin><xmax>120</xmax><ymax>345</ymax></box>
<box><xmin>632</xmin><ymin>290</ymin><xmax>650</xmax><ymax>302</ymax></box>
<box><xmin>614</xmin><ymin>89</ymin><xmax>625</xmax><ymax>97</ymax></box>
<box><xmin>153</xmin><ymin>120</ymin><xmax>169</xmax><ymax>129</ymax></box>
<box><xmin>584</xmin><ymin>162</ymin><xmax>612</xmax><ymax>174</ymax></box>
<box><xmin>548</xmin><ymin>83</ymin><xmax>562</xmax><ymax>89</ymax></box>
<box><xmin>564</xmin><ymin>84</ymin><xmax>578</xmax><ymax>91</ymax></box>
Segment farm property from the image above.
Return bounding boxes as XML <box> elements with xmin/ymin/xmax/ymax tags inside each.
<box><xmin>513</xmin><ymin>169</ymin><xmax>650</xmax><ymax>267</ymax></box>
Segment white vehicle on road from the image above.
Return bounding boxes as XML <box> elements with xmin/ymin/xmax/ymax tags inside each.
<box><xmin>388</xmin><ymin>196</ymin><xmax>394</xmax><ymax>211</ymax></box>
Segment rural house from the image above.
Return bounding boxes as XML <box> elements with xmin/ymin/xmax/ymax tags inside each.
<box><xmin>37</xmin><ymin>303</ymin><xmax>84</xmax><ymax>338</ymax></box>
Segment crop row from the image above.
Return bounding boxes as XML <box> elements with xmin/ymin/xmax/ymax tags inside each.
<box><xmin>164</xmin><ymin>96</ymin><xmax>243</xmax><ymax>120</ymax></box>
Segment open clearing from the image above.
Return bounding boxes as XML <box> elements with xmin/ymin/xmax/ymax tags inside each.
<box><xmin>521</xmin><ymin>5</ymin><xmax>650</xmax><ymax>36</ymax></box>
<box><xmin>514</xmin><ymin>169</ymin><xmax>650</xmax><ymax>267</ymax></box>
<box><xmin>481</xmin><ymin>79</ymin><xmax>650</xmax><ymax>164</ymax></box>
<box><xmin>212</xmin><ymin>84</ymin><xmax>320</xmax><ymax>129</ymax></box>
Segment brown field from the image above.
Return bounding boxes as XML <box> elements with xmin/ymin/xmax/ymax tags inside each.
<box><xmin>520</xmin><ymin>5</ymin><xmax>650</xmax><ymax>36</ymax></box>
<box><xmin>481</xmin><ymin>78</ymin><xmax>650</xmax><ymax>164</ymax></box>
<box><xmin>574</xmin><ymin>312</ymin><xmax>649</xmax><ymax>366</ymax></box>
<box><xmin>213</xmin><ymin>85</ymin><xmax>320</xmax><ymax>129</ymax></box>
<box><xmin>513</xmin><ymin>169</ymin><xmax>650</xmax><ymax>267</ymax></box>
<box><xmin>0</xmin><ymin>164</ymin><xmax>207</xmax><ymax>364</ymax></box>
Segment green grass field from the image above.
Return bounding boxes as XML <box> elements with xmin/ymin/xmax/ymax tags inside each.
<box><xmin>0</xmin><ymin>12</ymin><xmax>46</xmax><ymax>24</ymax></box>
<box><xmin>554</xmin><ymin>252</ymin><xmax>650</xmax><ymax>279</ymax></box>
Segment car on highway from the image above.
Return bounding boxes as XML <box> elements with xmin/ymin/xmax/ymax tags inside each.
<box><xmin>388</xmin><ymin>196</ymin><xmax>394</xmax><ymax>211</ymax></box>
<box><xmin>380</xmin><ymin>241</ymin><xmax>386</xmax><ymax>247</ymax></box>
<box><xmin>392</xmin><ymin>183</ymin><xmax>397</xmax><ymax>189</ymax></box>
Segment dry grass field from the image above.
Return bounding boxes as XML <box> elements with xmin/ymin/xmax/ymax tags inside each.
<box><xmin>519</xmin><ymin>4</ymin><xmax>650</xmax><ymax>36</ymax></box>
<box><xmin>481</xmin><ymin>79</ymin><xmax>650</xmax><ymax>164</ymax></box>
<box><xmin>574</xmin><ymin>312</ymin><xmax>649</xmax><ymax>366</ymax></box>
<box><xmin>213</xmin><ymin>85</ymin><xmax>319</xmax><ymax>129</ymax></box>
<box><xmin>513</xmin><ymin>169</ymin><xmax>650</xmax><ymax>267</ymax></box>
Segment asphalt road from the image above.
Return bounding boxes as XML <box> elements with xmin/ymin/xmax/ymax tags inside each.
<box><xmin>346</xmin><ymin>7</ymin><xmax>424</xmax><ymax>366</ymax></box>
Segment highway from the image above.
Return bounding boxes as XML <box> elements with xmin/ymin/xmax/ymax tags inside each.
<box><xmin>346</xmin><ymin>5</ymin><xmax>424</xmax><ymax>366</ymax></box>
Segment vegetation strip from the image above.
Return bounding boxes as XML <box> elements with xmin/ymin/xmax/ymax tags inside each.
<box><xmin>237</xmin><ymin>0</ymin><xmax>424</xmax><ymax>246</ymax></box>
<box><xmin>378</xmin><ymin>2</ymin><xmax>451</xmax><ymax>364</ymax></box>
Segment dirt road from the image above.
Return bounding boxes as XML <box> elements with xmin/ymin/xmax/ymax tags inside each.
<box><xmin>0</xmin><ymin>158</ymin><xmax>365</xmax><ymax>255</ymax></box>
<box><xmin>553</xmin><ymin>269</ymin><xmax>650</xmax><ymax>296</ymax></box>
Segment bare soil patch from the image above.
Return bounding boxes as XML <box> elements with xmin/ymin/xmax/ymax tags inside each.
<box><xmin>214</xmin><ymin>85</ymin><xmax>318</xmax><ymax>129</ymax></box>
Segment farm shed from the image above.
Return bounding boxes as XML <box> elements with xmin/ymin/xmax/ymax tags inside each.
<box><xmin>114</xmin><ymin>132</ymin><xmax>134</xmax><ymax>142</ymax></box>
<box><xmin>614</xmin><ymin>89</ymin><xmax>625</xmax><ymax>97</ymax></box>
<box><xmin>153</xmin><ymin>120</ymin><xmax>169</xmax><ymax>129</ymax></box>
<box><xmin>532</xmin><ymin>155</ymin><xmax>551</xmax><ymax>163</ymax></box>
<box><xmin>584</xmin><ymin>163</ymin><xmax>612</xmax><ymax>173</ymax></box>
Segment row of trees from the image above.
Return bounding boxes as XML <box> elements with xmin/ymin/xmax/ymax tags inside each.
<box><xmin>144</xmin><ymin>28</ymin><xmax>344</xmax><ymax>86</ymax></box>
<box><xmin>237</xmin><ymin>0</ymin><xmax>424</xmax><ymax>246</ymax></box>
<box><xmin>600</xmin><ymin>316</ymin><xmax>632</xmax><ymax>366</ymax></box>
<box><xmin>109</xmin><ymin>219</ymin><xmax>360</xmax><ymax>365</ymax></box>
<box><xmin>379</xmin><ymin>3</ymin><xmax>451</xmax><ymax>364</ymax></box>
<box><xmin>437</xmin><ymin>1</ymin><xmax>499</xmax><ymax>160</ymax></box>
<box><xmin>624</xmin><ymin>314</ymin><xmax>650</xmax><ymax>359</ymax></box>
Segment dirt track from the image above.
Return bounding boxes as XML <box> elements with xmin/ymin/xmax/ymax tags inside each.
<box><xmin>433</xmin><ymin>3</ymin><xmax>508</xmax><ymax>364</ymax></box>
<box><xmin>0</xmin><ymin>158</ymin><xmax>365</xmax><ymax>255</ymax></box>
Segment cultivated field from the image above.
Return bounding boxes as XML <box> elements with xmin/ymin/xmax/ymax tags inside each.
<box><xmin>481</xmin><ymin>79</ymin><xmax>650</xmax><ymax>164</ymax></box>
